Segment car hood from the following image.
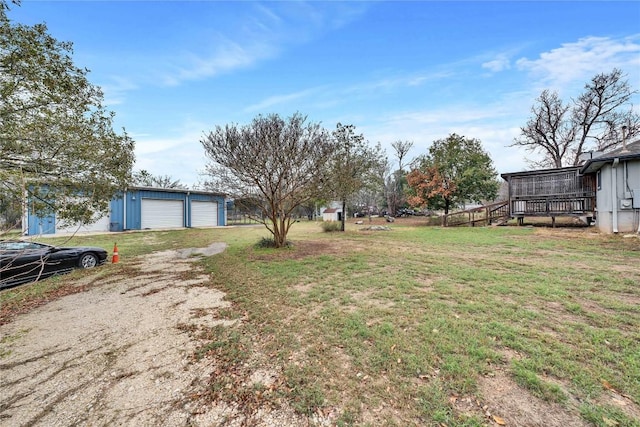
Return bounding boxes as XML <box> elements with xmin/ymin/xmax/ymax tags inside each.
<box><xmin>54</xmin><ymin>246</ymin><xmax>108</xmax><ymax>254</ymax></box>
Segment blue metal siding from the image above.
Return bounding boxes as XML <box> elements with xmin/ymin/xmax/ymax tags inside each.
<box><xmin>124</xmin><ymin>190</ymin><xmax>141</xmax><ymax>230</ymax></box>
<box><xmin>28</xmin><ymin>210</ymin><xmax>55</xmax><ymax>235</ymax></box>
<box><xmin>187</xmin><ymin>193</ymin><xmax>226</xmax><ymax>227</ymax></box>
<box><xmin>25</xmin><ymin>189</ymin><xmax>226</xmax><ymax>234</ymax></box>
<box><xmin>109</xmin><ymin>196</ymin><xmax>125</xmax><ymax>231</ymax></box>
<box><xmin>136</xmin><ymin>190</ymin><xmax>187</xmax><ymax>229</ymax></box>
<box><xmin>218</xmin><ymin>197</ymin><xmax>226</xmax><ymax>226</ymax></box>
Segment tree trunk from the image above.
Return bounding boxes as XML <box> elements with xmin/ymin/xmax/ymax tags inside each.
<box><xmin>270</xmin><ymin>215</ymin><xmax>285</xmax><ymax>248</ymax></box>
<box><xmin>341</xmin><ymin>200</ymin><xmax>346</xmax><ymax>232</ymax></box>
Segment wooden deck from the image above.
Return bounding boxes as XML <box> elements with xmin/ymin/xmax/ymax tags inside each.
<box><xmin>501</xmin><ymin>166</ymin><xmax>595</xmax><ymax>222</ymax></box>
<box><xmin>443</xmin><ymin>167</ymin><xmax>596</xmax><ymax>228</ymax></box>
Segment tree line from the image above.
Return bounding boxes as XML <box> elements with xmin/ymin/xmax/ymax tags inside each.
<box><xmin>200</xmin><ymin>113</ymin><xmax>500</xmax><ymax>247</ymax></box>
<box><xmin>2</xmin><ymin>0</ymin><xmax>637</xmax><ymax>244</ymax></box>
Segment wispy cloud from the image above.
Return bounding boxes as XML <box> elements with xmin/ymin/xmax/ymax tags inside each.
<box><xmin>160</xmin><ymin>2</ymin><xmax>369</xmax><ymax>87</ymax></box>
<box><xmin>162</xmin><ymin>38</ymin><xmax>275</xmax><ymax>86</ymax></box>
<box><xmin>482</xmin><ymin>55</ymin><xmax>511</xmax><ymax>72</ymax></box>
<box><xmin>516</xmin><ymin>35</ymin><xmax>640</xmax><ymax>91</ymax></box>
<box><xmin>244</xmin><ymin>87</ymin><xmax>329</xmax><ymax>113</ymax></box>
<box><xmin>134</xmin><ymin>119</ymin><xmax>210</xmax><ymax>186</ymax></box>
<box><xmin>243</xmin><ymin>68</ymin><xmax>457</xmax><ymax>114</ymax></box>
<box><xmin>100</xmin><ymin>76</ymin><xmax>138</xmax><ymax>106</ymax></box>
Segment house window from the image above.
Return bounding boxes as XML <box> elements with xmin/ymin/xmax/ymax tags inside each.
<box><xmin>596</xmin><ymin>170</ymin><xmax>601</xmax><ymax>190</ymax></box>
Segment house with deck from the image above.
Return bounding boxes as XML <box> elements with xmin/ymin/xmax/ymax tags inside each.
<box><xmin>500</xmin><ymin>140</ymin><xmax>640</xmax><ymax>233</ymax></box>
<box><xmin>501</xmin><ymin>166</ymin><xmax>596</xmax><ymax>227</ymax></box>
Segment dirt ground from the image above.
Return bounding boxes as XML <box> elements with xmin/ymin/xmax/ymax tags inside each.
<box><xmin>0</xmin><ymin>243</ymin><xmax>306</xmax><ymax>427</ymax></box>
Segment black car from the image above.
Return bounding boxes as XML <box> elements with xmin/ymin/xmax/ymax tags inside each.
<box><xmin>0</xmin><ymin>240</ymin><xmax>108</xmax><ymax>289</ymax></box>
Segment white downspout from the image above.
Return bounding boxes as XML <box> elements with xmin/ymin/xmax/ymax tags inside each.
<box><xmin>612</xmin><ymin>158</ymin><xmax>619</xmax><ymax>233</ymax></box>
<box><xmin>123</xmin><ymin>189</ymin><xmax>127</xmax><ymax>231</ymax></box>
<box><xmin>186</xmin><ymin>192</ymin><xmax>190</xmax><ymax>228</ymax></box>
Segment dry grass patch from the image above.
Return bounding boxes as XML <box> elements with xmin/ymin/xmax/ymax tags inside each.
<box><xmin>476</xmin><ymin>371</ymin><xmax>589</xmax><ymax>427</ymax></box>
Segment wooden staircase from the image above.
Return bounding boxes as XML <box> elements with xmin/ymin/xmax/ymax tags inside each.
<box><xmin>443</xmin><ymin>201</ymin><xmax>510</xmax><ymax>227</ymax></box>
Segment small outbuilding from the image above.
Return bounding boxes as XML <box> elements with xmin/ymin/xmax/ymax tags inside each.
<box><xmin>322</xmin><ymin>208</ymin><xmax>342</xmax><ymax>222</ymax></box>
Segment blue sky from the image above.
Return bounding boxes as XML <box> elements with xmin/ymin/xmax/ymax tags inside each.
<box><xmin>9</xmin><ymin>1</ymin><xmax>640</xmax><ymax>187</ymax></box>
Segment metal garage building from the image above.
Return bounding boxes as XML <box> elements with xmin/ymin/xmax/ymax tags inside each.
<box><xmin>24</xmin><ymin>187</ymin><xmax>226</xmax><ymax>235</ymax></box>
<box><xmin>109</xmin><ymin>187</ymin><xmax>226</xmax><ymax>232</ymax></box>
<box><xmin>25</xmin><ymin>208</ymin><xmax>113</xmax><ymax>236</ymax></box>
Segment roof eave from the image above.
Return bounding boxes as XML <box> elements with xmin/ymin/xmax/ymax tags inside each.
<box><xmin>580</xmin><ymin>152</ymin><xmax>640</xmax><ymax>174</ymax></box>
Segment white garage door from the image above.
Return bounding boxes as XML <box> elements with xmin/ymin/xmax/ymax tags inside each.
<box><xmin>55</xmin><ymin>212</ymin><xmax>111</xmax><ymax>234</ymax></box>
<box><xmin>191</xmin><ymin>201</ymin><xmax>218</xmax><ymax>227</ymax></box>
<box><xmin>141</xmin><ymin>199</ymin><xmax>184</xmax><ymax>229</ymax></box>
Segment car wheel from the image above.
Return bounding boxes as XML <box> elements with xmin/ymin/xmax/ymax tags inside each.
<box><xmin>79</xmin><ymin>253</ymin><xmax>99</xmax><ymax>269</ymax></box>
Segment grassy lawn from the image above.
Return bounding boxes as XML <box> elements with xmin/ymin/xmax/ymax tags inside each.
<box><xmin>2</xmin><ymin>221</ymin><xmax>639</xmax><ymax>426</ymax></box>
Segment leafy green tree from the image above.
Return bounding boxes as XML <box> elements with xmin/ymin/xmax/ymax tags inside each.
<box><xmin>0</xmin><ymin>5</ymin><xmax>135</xmax><ymax>230</ymax></box>
<box><xmin>201</xmin><ymin>113</ymin><xmax>334</xmax><ymax>248</ymax></box>
<box><xmin>407</xmin><ymin>134</ymin><xmax>498</xmax><ymax>214</ymax></box>
<box><xmin>0</xmin><ymin>186</ymin><xmax>21</xmax><ymax>229</ymax></box>
<box><xmin>328</xmin><ymin>123</ymin><xmax>385</xmax><ymax>231</ymax></box>
<box><xmin>513</xmin><ymin>68</ymin><xmax>639</xmax><ymax>168</ymax></box>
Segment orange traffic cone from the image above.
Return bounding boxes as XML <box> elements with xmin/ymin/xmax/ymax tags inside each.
<box><xmin>112</xmin><ymin>243</ymin><xmax>119</xmax><ymax>264</ymax></box>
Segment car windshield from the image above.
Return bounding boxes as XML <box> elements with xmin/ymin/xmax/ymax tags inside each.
<box><xmin>0</xmin><ymin>241</ymin><xmax>50</xmax><ymax>251</ymax></box>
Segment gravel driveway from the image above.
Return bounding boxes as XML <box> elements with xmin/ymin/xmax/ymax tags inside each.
<box><xmin>0</xmin><ymin>242</ymin><xmax>303</xmax><ymax>426</ymax></box>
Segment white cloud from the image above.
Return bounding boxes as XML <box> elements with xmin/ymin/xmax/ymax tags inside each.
<box><xmin>516</xmin><ymin>35</ymin><xmax>640</xmax><ymax>91</ymax></box>
<box><xmin>159</xmin><ymin>2</ymin><xmax>369</xmax><ymax>87</ymax></box>
<box><xmin>162</xmin><ymin>38</ymin><xmax>276</xmax><ymax>87</ymax></box>
<box><xmin>244</xmin><ymin>69</ymin><xmax>458</xmax><ymax>115</ymax></box>
<box><xmin>358</xmin><ymin>96</ymin><xmax>540</xmax><ymax>175</ymax></box>
<box><xmin>133</xmin><ymin>119</ymin><xmax>211</xmax><ymax>187</ymax></box>
<box><xmin>100</xmin><ymin>75</ymin><xmax>138</xmax><ymax>106</ymax></box>
<box><xmin>244</xmin><ymin>86</ymin><xmax>326</xmax><ymax>112</ymax></box>
<box><xmin>482</xmin><ymin>55</ymin><xmax>511</xmax><ymax>73</ymax></box>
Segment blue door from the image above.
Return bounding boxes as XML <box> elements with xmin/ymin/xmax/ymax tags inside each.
<box><xmin>28</xmin><ymin>212</ymin><xmax>55</xmax><ymax>235</ymax></box>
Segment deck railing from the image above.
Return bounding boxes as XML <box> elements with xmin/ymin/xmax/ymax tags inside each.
<box><xmin>505</xmin><ymin>168</ymin><xmax>596</xmax><ymax>217</ymax></box>
<box><xmin>509</xmin><ymin>195</ymin><xmax>594</xmax><ymax>216</ymax></box>
<box><xmin>443</xmin><ymin>200</ymin><xmax>510</xmax><ymax>227</ymax></box>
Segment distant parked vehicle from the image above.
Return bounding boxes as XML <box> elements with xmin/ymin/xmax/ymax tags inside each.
<box><xmin>0</xmin><ymin>240</ymin><xmax>108</xmax><ymax>289</ymax></box>
<box><xmin>396</xmin><ymin>208</ymin><xmax>416</xmax><ymax>217</ymax></box>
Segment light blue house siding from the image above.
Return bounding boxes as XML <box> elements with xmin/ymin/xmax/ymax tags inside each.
<box><xmin>580</xmin><ymin>140</ymin><xmax>640</xmax><ymax>234</ymax></box>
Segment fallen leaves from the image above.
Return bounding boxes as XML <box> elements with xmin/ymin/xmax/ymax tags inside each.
<box><xmin>602</xmin><ymin>379</ymin><xmax>616</xmax><ymax>392</ymax></box>
<box><xmin>493</xmin><ymin>414</ymin><xmax>506</xmax><ymax>425</ymax></box>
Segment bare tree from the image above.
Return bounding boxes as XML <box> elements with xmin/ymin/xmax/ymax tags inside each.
<box><xmin>384</xmin><ymin>140</ymin><xmax>414</xmax><ymax>216</ymax></box>
<box><xmin>513</xmin><ymin>68</ymin><xmax>639</xmax><ymax>168</ymax></box>
<box><xmin>391</xmin><ymin>140</ymin><xmax>414</xmax><ymax>171</ymax></box>
<box><xmin>328</xmin><ymin>123</ymin><xmax>385</xmax><ymax>231</ymax></box>
<box><xmin>132</xmin><ymin>170</ymin><xmax>187</xmax><ymax>189</ymax></box>
<box><xmin>201</xmin><ymin>113</ymin><xmax>334</xmax><ymax>248</ymax></box>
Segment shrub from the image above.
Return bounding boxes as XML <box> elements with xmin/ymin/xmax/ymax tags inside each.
<box><xmin>321</xmin><ymin>221</ymin><xmax>342</xmax><ymax>232</ymax></box>
<box><xmin>255</xmin><ymin>237</ymin><xmax>291</xmax><ymax>248</ymax></box>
